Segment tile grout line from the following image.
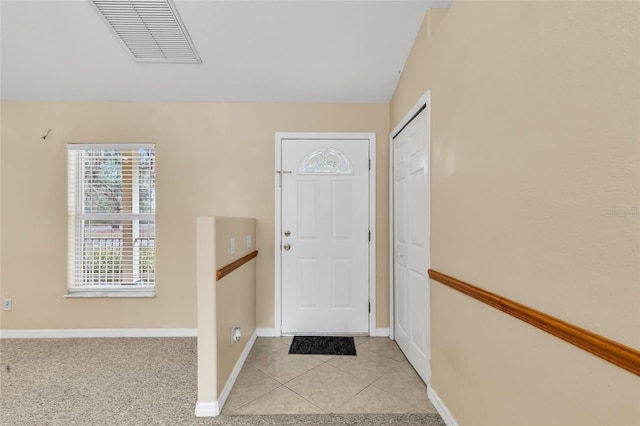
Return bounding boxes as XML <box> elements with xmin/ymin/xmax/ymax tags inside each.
<box><xmin>282</xmin><ymin>362</ymin><xmax>369</xmax><ymax>414</ymax></box>
<box><xmin>221</xmin><ymin>365</ymin><xmax>282</xmax><ymax>415</ymax></box>
<box><xmin>225</xmin><ymin>384</ymin><xmax>285</xmax><ymax>415</ymax></box>
<box><xmin>282</xmin><ymin>376</ymin><xmax>331</xmax><ymax>415</ymax></box>
<box><xmin>229</xmin><ymin>337</ymin><xmax>430</xmax><ymax>416</ymax></box>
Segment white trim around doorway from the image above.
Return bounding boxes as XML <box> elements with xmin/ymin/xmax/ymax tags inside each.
<box><xmin>274</xmin><ymin>132</ymin><xmax>376</xmax><ymax>337</ymax></box>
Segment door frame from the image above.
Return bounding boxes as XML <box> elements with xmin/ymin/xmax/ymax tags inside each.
<box><xmin>275</xmin><ymin>132</ymin><xmax>376</xmax><ymax>336</ymax></box>
<box><xmin>389</xmin><ymin>90</ymin><xmax>431</xmax><ymax>343</ymax></box>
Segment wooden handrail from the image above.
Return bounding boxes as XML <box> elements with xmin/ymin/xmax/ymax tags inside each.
<box><xmin>216</xmin><ymin>251</ymin><xmax>258</xmax><ymax>281</ymax></box>
<box><xmin>428</xmin><ymin>269</ymin><xmax>640</xmax><ymax>376</ymax></box>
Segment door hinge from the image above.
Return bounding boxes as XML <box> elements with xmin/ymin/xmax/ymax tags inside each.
<box><xmin>369</xmin><ymin>159</ymin><xmax>371</xmax><ymax>170</ymax></box>
<box><xmin>368</xmin><ymin>302</ymin><xmax>371</xmax><ymax>313</ymax></box>
<box><xmin>368</xmin><ymin>230</ymin><xmax>371</xmax><ymax>241</ymax></box>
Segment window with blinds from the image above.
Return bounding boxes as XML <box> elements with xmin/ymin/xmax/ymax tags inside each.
<box><xmin>67</xmin><ymin>144</ymin><xmax>155</xmax><ymax>296</ymax></box>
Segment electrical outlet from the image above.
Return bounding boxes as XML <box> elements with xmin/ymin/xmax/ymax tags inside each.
<box><xmin>231</xmin><ymin>326</ymin><xmax>241</xmax><ymax>344</ymax></box>
<box><xmin>3</xmin><ymin>298</ymin><xmax>12</xmax><ymax>311</ymax></box>
<box><xmin>246</xmin><ymin>234</ymin><xmax>252</xmax><ymax>248</ymax></box>
<box><xmin>230</xmin><ymin>238</ymin><xmax>236</xmax><ymax>255</ymax></box>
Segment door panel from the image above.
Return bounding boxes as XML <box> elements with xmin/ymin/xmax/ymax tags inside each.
<box><xmin>331</xmin><ymin>258</ymin><xmax>352</xmax><ymax>307</ymax></box>
<box><xmin>332</xmin><ymin>181</ymin><xmax>352</xmax><ymax>239</ymax></box>
<box><xmin>298</xmin><ymin>258</ymin><xmax>319</xmax><ymax>308</ymax></box>
<box><xmin>394</xmin><ymin>108</ymin><xmax>430</xmax><ymax>383</ymax></box>
<box><xmin>297</xmin><ymin>181</ymin><xmax>318</xmax><ymax>238</ymax></box>
<box><xmin>282</xmin><ymin>139</ymin><xmax>370</xmax><ymax>334</ymax></box>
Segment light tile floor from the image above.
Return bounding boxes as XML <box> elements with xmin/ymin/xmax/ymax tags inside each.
<box><xmin>222</xmin><ymin>336</ymin><xmax>437</xmax><ymax>415</ymax></box>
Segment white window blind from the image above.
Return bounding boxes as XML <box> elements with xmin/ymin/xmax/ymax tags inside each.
<box><xmin>67</xmin><ymin>144</ymin><xmax>155</xmax><ymax>294</ymax></box>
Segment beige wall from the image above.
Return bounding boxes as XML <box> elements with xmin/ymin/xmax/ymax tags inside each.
<box><xmin>196</xmin><ymin>216</ymin><xmax>217</xmax><ymax>404</ymax></box>
<box><xmin>391</xmin><ymin>1</ymin><xmax>639</xmax><ymax>425</ymax></box>
<box><xmin>195</xmin><ymin>216</ymin><xmax>257</xmax><ymax>405</ymax></box>
<box><xmin>214</xmin><ymin>217</ymin><xmax>257</xmax><ymax>396</ymax></box>
<box><xmin>0</xmin><ymin>102</ymin><xmax>390</xmax><ymax>330</ymax></box>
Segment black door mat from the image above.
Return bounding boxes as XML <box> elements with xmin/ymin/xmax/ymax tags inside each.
<box><xmin>288</xmin><ymin>336</ymin><xmax>356</xmax><ymax>356</ymax></box>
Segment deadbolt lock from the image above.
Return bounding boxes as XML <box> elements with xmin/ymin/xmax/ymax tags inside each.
<box><xmin>284</xmin><ymin>230</ymin><xmax>291</xmax><ymax>237</ymax></box>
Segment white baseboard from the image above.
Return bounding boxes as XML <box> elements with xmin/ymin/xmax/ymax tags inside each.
<box><xmin>217</xmin><ymin>330</ymin><xmax>258</xmax><ymax>411</ymax></box>
<box><xmin>256</xmin><ymin>327</ymin><xmax>278</xmax><ymax>337</ymax></box>
<box><xmin>194</xmin><ymin>330</ymin><xmax>257</xmax><ymax>417</ymax></box>
<box><xmin>257</xmin><ymin>328</ymin><xmax>389</xmax><ymax>337</ymax></box>
<box><xmin>0</xmin><ymin>328</ymin><xmax>197</xmax><ymax>339</ymax></box>
<box><xmin>194</xmin><ymin>401</ymin><xmax>220</xmax><ymax>417</ymax></box>
<box><xmin>428</xmin><ymin>386</ymin><xmax>458</xmax><ymax>426</ymax></box>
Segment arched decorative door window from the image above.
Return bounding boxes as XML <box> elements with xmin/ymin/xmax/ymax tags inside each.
<box><xmin>298</xmin><ymin>148</ymin><xmax>354</xmax><ymax>175</ymax></box>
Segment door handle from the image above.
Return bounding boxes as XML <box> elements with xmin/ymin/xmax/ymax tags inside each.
<box><xmin>283</xmin><ymin>243</ymin><xmax>291</xmax><ymax>251</ymax></box>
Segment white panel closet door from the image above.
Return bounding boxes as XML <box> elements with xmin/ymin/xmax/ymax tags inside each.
<box><xmin>394</xmin><ymin>108</ymin><xmax>430</xmax><ymax>382</ymax></box>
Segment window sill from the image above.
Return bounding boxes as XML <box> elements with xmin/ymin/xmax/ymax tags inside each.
<box><xmin>65</xmin><ymin>287</ymin><xmax>156</xmax><ymax>298</ymax></box>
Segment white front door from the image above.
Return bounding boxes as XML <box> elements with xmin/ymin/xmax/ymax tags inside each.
<box><xmin>393</xmin><ymin>105</ymin><xmax>430</xmax><ymax>383</ymax></box>
<box><xmin>281</xmin><ymin>138</ymin><xmax>370</xmax><ymax>334</ymax></box>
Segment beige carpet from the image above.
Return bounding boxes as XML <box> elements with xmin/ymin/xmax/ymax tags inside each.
<box><xmin>0</xmin><ymin>337</ymin><xmax>445</xmax><ymax>425</ymax></box>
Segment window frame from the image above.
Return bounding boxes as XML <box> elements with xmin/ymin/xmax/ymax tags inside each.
<box><xmin>66</xmin><ymin>143</ymin><xmax>156</xmax><ymax>298</ymax></box>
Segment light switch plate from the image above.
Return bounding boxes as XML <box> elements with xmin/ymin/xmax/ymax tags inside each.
<box><xmin>246</xmin><ymin>234</ymin><xmax>252</xmax><ymax>248</ymax></box>
<box><xmin>230</xmin><ymin>238</ymin><xmax>236</xmax><ymax>255</ymax></box>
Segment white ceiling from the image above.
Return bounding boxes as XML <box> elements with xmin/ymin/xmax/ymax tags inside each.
<box><xmin>0</xmin><ymin>0</ymin><xmax>450</xmax><ymax>103</ymax></box>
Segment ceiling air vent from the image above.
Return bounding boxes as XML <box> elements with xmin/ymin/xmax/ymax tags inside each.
<box><xmin>91</xmin><ymin>0</ymin><xmax>201</xmax><ymax>63</ymax></box>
